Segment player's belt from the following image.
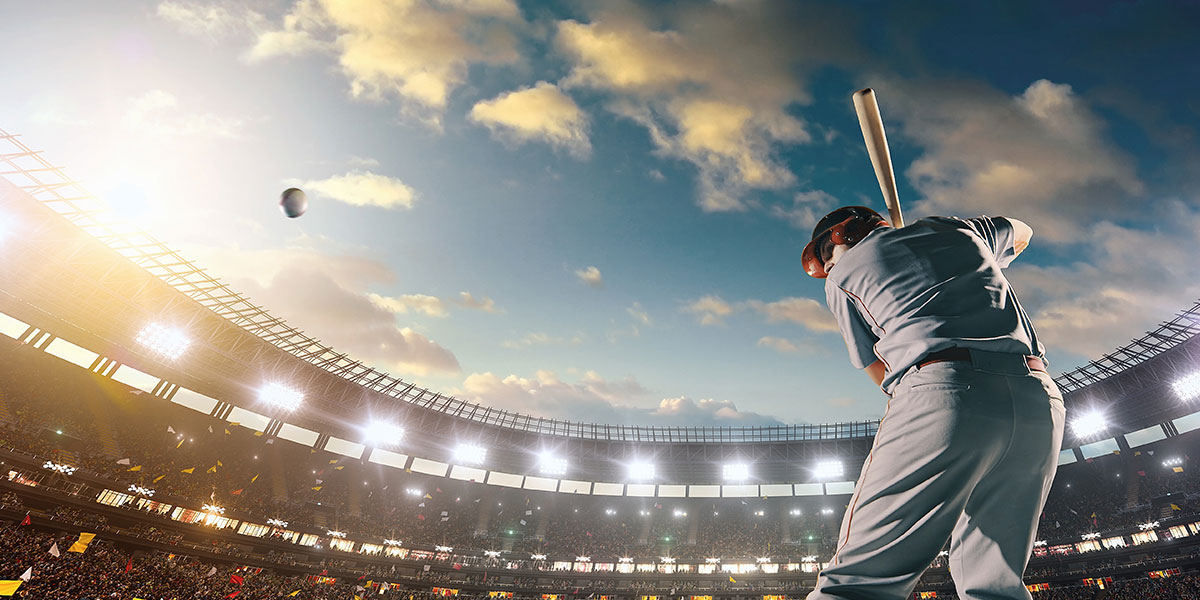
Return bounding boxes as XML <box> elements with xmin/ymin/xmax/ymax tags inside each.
<box><xmin>918</xmin><ymin>348</ymin><xmax>1046</xmax><ymax>373</ymax></box>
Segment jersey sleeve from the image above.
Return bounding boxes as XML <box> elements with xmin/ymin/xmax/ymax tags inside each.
<box><xmin>826</xmin><ymin>281</ymin><xmax>880</xmax><ymax>369</ymax></box>
<box><xmin>962</xmin><ymin>216</ymin><xmax>1018</xmax><ymax>268</ymax></box>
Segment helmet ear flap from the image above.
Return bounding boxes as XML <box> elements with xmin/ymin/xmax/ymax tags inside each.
<box><xmin>801</xmin><ymin>239</ymin><xmax>828</xmax><ymax>278</ymax></box>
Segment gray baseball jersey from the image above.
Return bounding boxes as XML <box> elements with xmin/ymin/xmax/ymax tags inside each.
<box><xmin>824</xmin><ymin>215</ymin><xmax>1044</xmax><ymax>393</ymax></box>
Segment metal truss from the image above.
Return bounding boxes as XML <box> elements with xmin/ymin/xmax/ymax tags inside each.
<box><xmin>1056</xmin><ymin>301</ymin><xmax>1200</xmax><ymax>394</ymax></box>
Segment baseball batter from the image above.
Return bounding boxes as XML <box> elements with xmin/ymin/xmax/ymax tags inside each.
<box><xmin>801</xmin><ymin>206</ymin><xmax>1065</xmax><ymax>600</ymax></box>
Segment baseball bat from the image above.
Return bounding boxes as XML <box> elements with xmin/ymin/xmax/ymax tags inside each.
<box><xmin>852</xmin><ymin>88</ymin><xmax>904</xmax><ymax>228</ymax></box>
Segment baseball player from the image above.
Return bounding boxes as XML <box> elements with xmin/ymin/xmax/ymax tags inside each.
<box><xmin>801</xmin><ymin>206</ymin><xmax>1065</xmax><ymax>600</ymax></box>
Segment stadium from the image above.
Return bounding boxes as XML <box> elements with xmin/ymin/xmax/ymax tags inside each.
<box><xmin>4</xmin><ymin>125</ymin><xmax>1200</xmax><ymax>600</ymax></box>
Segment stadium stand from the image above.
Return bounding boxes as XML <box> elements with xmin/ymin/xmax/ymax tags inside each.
<box><xmin>6</xmin><ymin>132</ymin><xmax>1200</xmax><ymax>597</ymax></box>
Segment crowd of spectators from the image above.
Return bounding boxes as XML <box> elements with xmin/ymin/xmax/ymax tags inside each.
<box><xmin>10</xmin><ymin>336</ymin><xmax>1200</xmax><ymax>579</ymax></box>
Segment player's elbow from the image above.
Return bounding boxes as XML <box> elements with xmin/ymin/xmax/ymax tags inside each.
<box><xmin>1006</xmin><ymin>217</ymin><xmax>1033</xmax><ymax>255</ymax></box>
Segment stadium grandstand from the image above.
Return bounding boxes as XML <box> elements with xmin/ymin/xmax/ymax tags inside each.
<box><xmin>5</xmin><ymin>128</ymin><xmax>1200</xmax><ymax>600</ymax></box>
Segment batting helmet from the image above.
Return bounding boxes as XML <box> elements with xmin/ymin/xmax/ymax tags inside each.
<box><xmin>801</xmin><ymin>206</ymin><xmax>890</xmax><ymax>278</ymax></box>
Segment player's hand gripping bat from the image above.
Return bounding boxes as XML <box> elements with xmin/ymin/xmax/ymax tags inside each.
<box><xmin>852</xmin><ymin>88</ymin><xmax>904</xmax><ymax>228</ymax></box>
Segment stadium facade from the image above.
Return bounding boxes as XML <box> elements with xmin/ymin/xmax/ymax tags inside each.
<box><xmin>6</xmin><ymin>129</ymin><xmax>1200</xmax><ymax>597</ymax></box>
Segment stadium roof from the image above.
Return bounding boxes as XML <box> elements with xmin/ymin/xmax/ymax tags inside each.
<box><xmin>2</xmin><ymin>126</ymin><xmax>1199</xmax><ymax>450</ymax></box>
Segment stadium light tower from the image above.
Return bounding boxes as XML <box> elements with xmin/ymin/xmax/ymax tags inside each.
<box><xmin>454</xmin><ymin>444</ymin><xmax>487</xmax><ymax>465</ymax></box>
<box><xmin>1070</xmin><ymin>410</ymin><xmax>1108</xmax><ymax>437</ymax></box>
<box><xmin>538</xmin><ymin>452</ymin><xmax>568</xmax><ymax>476</ymax></box>
<box><xmin>813</xmin><ymin>460</ymin><xmax>844</xmax><ymax>480</ymax></box>
<box><xmin>1173</xmin><ymin>372</ymin><xmax>1200</xmax><ymax>401</ymax></box>
<box><xmin>259</xmin><ymin>383</ymin><xmax>303</xmax><ymax>412</ymax></box>
<box><xmin>628</xmin><ymin>461</ymin><xmax>656</xmax><ymax>481</ymax></box>
<box><xmin>723</xmin><ymin>462</ymin><xmax>751</xmax><ymax>481</ymax></box>
<box><xmin>364</xmin><ymin>421</ymin><xmax>404</xmax><ymax>447</ymax></box>
<box><xmin>136</xmin><ymin>322</ymin><xmax>191</xmax><ymax>360</ymax></box>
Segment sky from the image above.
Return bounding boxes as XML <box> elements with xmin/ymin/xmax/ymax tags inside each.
<box><xmin>2</xmin><ymin>0</ymin><xmax>1199</xmax><ymax>427</ymax></box>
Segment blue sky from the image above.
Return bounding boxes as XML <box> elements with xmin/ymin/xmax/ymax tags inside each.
<box><xmin>2</xmin><ymin>0</ymin><xmax>1198</xmax><ymax>426</ymax></box>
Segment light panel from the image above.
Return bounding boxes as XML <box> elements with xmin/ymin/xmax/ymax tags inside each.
<box><xmin>1173</xmin><ymin>371</ymin><xmax>1200</xmax><ymax>401</ymax></box>
<box><xmin>539</xmin><ymin>453</ymin><xmax>568</xmax><ymax>476</ymax></box>
<box><xmin>628</xmin><ymin>461</ymin><xmax>656</xmax><ymax>481</ymax></box>
<box><xmin>1071</xmin><ymin>410</ymin><xmax>1108</xmax><ymax>437</ymax></box>
<box><xmin>364</xmin><ymin>421</ymin><xmax>405</xmax><ymax>446</ymax></box>
<box><xmin>813</xmin><ymin>460</ymin><xmax>844</xmax><ymax>480</ymax></box>
<box><xmin>259</xmin><ymin>383</ymin><xmax>303</xmax><ymax>412</ymax></box>
<box><xmin>723</xmin><ymin>462</ymin><xmax>750</xmax><ymax>481</ymax></box>
<box><xmin>454</xmin><ymin>444</ymin><xmax>487</xmax><ymax>465</ymax></box>
<box><xmin>135</xmin><ymin>322</ymin><xmax>191</xmax><ymax>360</ymax></box>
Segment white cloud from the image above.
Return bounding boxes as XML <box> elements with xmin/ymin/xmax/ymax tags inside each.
<box><xmin>757</xmin><ymin>336</ymin><xmax>800</xmax><ymax>354</ymax></box>
<box><xmin>555</xmin><ymin>2</ymin><xmax>856</xmax><ymax>212</ymax></box>
<box><xmin>184</xmin><ymin>245</ymin><xmax>460</xmax><ymax>375</ymax></box>
<box><xmin>469</xmin><ymin>82</ymin><xmax>591</xmax><ymax>158</ymax></box>
<box><xmin>368</xmin><ymin>293</ymin><xmax>448</xmax><ymax>317</ymax></box>
<box><xmin>1006</xmin><ymin>203</ymin><xmax>1200</xmax><ymax>360</ymax></box>
<box><xmin>745</xmin><ymin>297</ymin><xmax>839</xmax><ymax>333</ymax></box>
<box><xmin>295</xmin><ymin>170</ymin><xmax>417</xmax><ymax>210</ymax></box>
<box><xmin>249</xmin><ymin>0</ymin><xmax>523</xmax><ymax>126</ymax></box>
<box><xmin>122</xmin><ymin>90</ymin><xmax>247</xmax><ymax>139</ymax></box>
<box><xmin>458</xmin><ymin>370</ymin><xmax>784</xmax><ymax>426</ymax></box>
<box><xmin>575</xmin><ymin>265</ymin><xmax>604</xmax><ymax>288</ymax></box>
<box><xmin>681</xmin><ymin>295</ymin><xmax>734</xmax><ymax>326</ymax></box>
<box><xmin>626</xmin><ymin>302</ymin><xmax>652</xmax><ymax>326</ymax></box>
<box><xmin>501</xmin><ymin>332</ymin><xmax>584</xmax><ymax>349</ymax></box>
<box><xmin>156</xmin><ymin>1</ymin><xmax>267</xmax><ymax>39</ymax></box>
<box><xmin>454</xmin><ymin>292</ymin><xmax>501</xmax><ymax>313</ymax></box>
<box><xmin>771</xmin><ymin>189</ymin><xmax>840</xmax><ymax>231</ymax></box>
<box><xmin>884</xmin><ymin>78</ymin><xmax>1143</xmax><ymax>242</ymax></box>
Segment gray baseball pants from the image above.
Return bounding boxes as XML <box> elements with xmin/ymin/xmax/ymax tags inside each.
<box><xmin>807</xmin><ymin>350</ymin><xmax>1066</xmax><ymax>600</ymax></box>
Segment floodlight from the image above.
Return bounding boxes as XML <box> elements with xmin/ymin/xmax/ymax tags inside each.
<box><xmin>673</xmin><ymin>509</ymin><xmax>687</xmax><ymax>518</ymax></box>
<box><xmin>1081</xmin><ymin>532</ymin><xmax>1100</xmax><ymax>540</ymax></box>
<box><xmin>42</xmin><ymin>461</ymin><xmax>77</xmax><ymax>475</ymax></box>
<box><xmin>628</xmin><ymin>461</ymin><xmax>656</xmax><ymax>480</ymax></box>
<box><xmin>754</xmin><ymin>510</ymin><xmax>765</xmax><ymax>517</ymax></box>
<box><xmin>618</xmin><ymin>557</ymin><xmax>633</xmax><ymax>563</ymax></box>
<box><xmin>268</xmin><ymin>518</ymin><xmax>289</xmax><ymax>528</ymax></box>
<box><xmin>1070</xmin><ymin>410</ymin><xmax>1108</xmax><ymax>437</ymax></box>
<box><xmin>575</xmin><ymin>556</ymin><xmax>591</xmax><ymax>562</ymax></box>
<box><xmin>1173</xmin><ymin>372</ymin><xmax>1200</xmax><ymax>401</ymax></box>
<box><xmin>454</xmin><ymin>444</ymin><xmax>487</xmax><ymax>465</ymax></box>
<box><xmin>723</xmin><ymin>462</ymin><xmax>750</xmax><ymax>481</ymax></box>
<box><xmin>1139</xmin><ymin>521</ymin><xmax>1160</xmax><ymax>530</ymax></box>
<box><xmin>405</xmin><ymin>488</ymin><xmax>423</xmax><ymax>496</ymax></box>
<box><xmin>135</xmin><ymin>323</ymin><xmax>191</xmax><ymax>360</ymax></box>
<box><xmin>660</xmin><ymin>557</ymin><xmax>676</xmax><ymax>563</ymax></box>
<box><xmin>484</xmin><ymin>550</ymin><xmax>501</xmax><ymax>557</ymax></box>
<box><xmin>538</xmin><ymin>452</ymin><xmax>568</xmax><ymax>476</ymax></box>
<box><xmin>789</xmin><ymin>509</ymin><xmax>802</xmax><ymax>516</ymax></box>
<box><xmin>756</xmin><ymin>557</ymin><xmax>771</xmax><ymax>563</ymax></box>
<box><xmin>435</xmin><ymin>545</ymin><xmax>454</xmax><ymax>552</ymax></box>
<box><xmin>1033</xmin><ymin>540</ymin><xmax>1047</xmax><ymax>547</ymax></box>
<box><xmin>813</xmin><ymin>460</ymin><xmax>844</xmax><ymax>480</ymax></box>
<box><xmin>801</xmin><ymin>555</ymin><xmax>818</xmax><ymax>562</ymax></box>
<box><xmin>531</xmin><ymin>554</ymin><xmax>547</xmax><ymax>560</ymax></box>
<box><xmin>705</xmin><ymin>558</ymin><xmax>721</xmax><ymax>564</ymax></box>
<box><xmin>605</xmin><ymin>508</ymin><xmax>617</xmax><ymax>515</ymax></box>
<box><xmin>364</xmin><ymin>421</ymin><xmax>405</xmax><ymax>446</ymax></box>
<box><xmin>327</xmin><ymin>530</ymin><xmax>346</xmax><ymax>538</ymax></box>
<box><xmin>127</xmin><ymin>484</ymin><xmax>155</xmax><ymax>497</ymax></box>
<box><xmin>639</xmin><ymin>510</ymin><xmax>650</xmax><ymax>516</ymax></box>
<box><xmin>259</xmin><ymin>383</ymin><xmax>303</xmax><ymax>412</ymax></box>
<box><xmin>385</xmin><ymin>539</ymin><xmax>403</xmax><ymax>547</ymax></box>
<box><xmin>1163</xmin><ymin>457</ymin><xmax>1184</xmax><ymax>468</ymax></box>
<box><xmin>202</xmin><ymin>504</ymin><xmax>225</xmax><ymax>514</ymax></box>
<box><xmin>820</xmin><ymin>508</ymin><xmax>834</xmax><ymax>515</ymax></box>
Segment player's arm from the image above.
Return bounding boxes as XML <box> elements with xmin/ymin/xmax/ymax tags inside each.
<box><xmin>1007</xmin><ymin>217</ymin><xmax>1033</xmax><ymax>259</ymax></box>
<box><xmin>864</xmin><ymin>360</ymin><xmax>886</xmax><ymax>387</ymax></box>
